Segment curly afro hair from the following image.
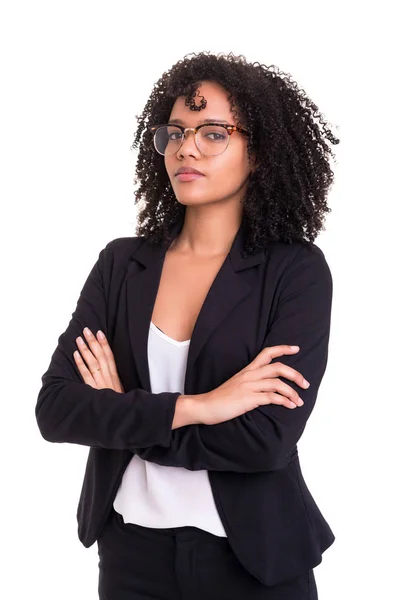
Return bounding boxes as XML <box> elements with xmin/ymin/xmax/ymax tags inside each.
<box><xmin>131</xmin><ymin>51</ymin><xmax>340</xmax><ymax>257</ymax></box>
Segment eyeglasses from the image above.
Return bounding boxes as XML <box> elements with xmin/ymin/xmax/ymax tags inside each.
<box><xmin>149</xmin><ymin>122</ymin><xmax>249</xmax><ymax>157</ymax></box>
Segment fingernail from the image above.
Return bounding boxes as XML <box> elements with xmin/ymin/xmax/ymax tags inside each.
<box><xmin>97</xmin><ymin>330</ymin><xmax>105</xmax><ymax>340</ymax></box>
<box><xmin>289</xmin><ymin>401</ymin><xmax>297</xmax><ymax>408</ymax></box>
<box><xmin>303</xmin><ymin>379</ymin><xmax>310</xmax><ymax>388</ymax></box>
<box><xmin>83</xmin><ymin>327</ymin><xmax>92</xmax><ymax>336</ymax></box>
<box><xmin>298</xmin><ymin>398</ymin><xmax>304</xmax><ymax>406</ymax></box>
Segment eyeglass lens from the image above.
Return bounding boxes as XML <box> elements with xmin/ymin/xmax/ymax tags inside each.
<box><xmin>154</xmin><ymin>125</ymin><xmax>230</xmax><ymax>156</ymax></box>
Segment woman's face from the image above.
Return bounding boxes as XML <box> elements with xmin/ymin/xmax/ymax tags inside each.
<box><xmin>164</xmin><ymin>80</ymin><xmax>255</xmax><ymax>209</ymax></box>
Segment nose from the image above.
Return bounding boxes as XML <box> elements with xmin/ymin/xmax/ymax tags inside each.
<box><xmin>177</xmin><ymin>129</ymin><xmax>201</xmax><ymax>158</ymax></box>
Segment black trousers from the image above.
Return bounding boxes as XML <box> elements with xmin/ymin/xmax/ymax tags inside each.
<box><xmin>97</xmin><ymin>507</ymin><xmax>318</xmax><ymax>600</ymax></box>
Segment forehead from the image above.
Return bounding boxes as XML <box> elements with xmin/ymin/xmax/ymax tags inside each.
<box><xmin>169</xmin><ymin>81</ymin><xmax>236</xmax><ymax>123</ymax></box>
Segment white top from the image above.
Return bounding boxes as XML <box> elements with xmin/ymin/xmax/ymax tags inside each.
<box><xmin>113</xmin><ymin>321</ymin><xmax>227</xmax><ymax>537</ymax></box>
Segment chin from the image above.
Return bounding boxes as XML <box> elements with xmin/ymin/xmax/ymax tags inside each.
<box><xmin>172</xmin><ymin>188</ymin><xmax>209</xmax><ymax>201</ymax></box>
<box><xmin>174</xmin><ymin>196</ymin><xmax>209</xmax><ymax>206</ymax></box>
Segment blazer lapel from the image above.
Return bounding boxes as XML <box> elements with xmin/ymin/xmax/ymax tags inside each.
<box><xmin>125</xmin><ymin>219</ymin><xmax>267</xmax><ymax>395</ymax></box>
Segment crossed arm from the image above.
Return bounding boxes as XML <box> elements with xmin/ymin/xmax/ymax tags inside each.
<box><xmin>132</xmin><ymin>244</ymin><xmax>333</xmax><ymax>472</ymax></box>
<box><xmin>35</xmin><ymin>241</ymin><xmax>332</xmax><ymax>473</ymax></box>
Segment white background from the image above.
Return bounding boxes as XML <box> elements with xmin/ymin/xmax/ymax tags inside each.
<box><xmin>1</xmin><ymin>1</ymin><xmax>399</xmax><ymax>598</ymax></box>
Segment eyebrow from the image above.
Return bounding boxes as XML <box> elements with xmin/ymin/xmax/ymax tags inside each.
<box><xmin>168</xmin><ymin>118</ymin><xmax>231</xmax><ymax>125</ymax></box>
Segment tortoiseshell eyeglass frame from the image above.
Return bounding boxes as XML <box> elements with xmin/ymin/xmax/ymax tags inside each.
<box><xmin>149</xmin><ymin>122</ymin><xmax>249</xmax><ymax>156</ymax></box>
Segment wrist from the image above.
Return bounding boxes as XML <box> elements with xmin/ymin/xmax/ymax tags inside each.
<box><xmin>172</xmin><ymin>394</ymin><xmax>206</xmax><ymax>429</ymax></box>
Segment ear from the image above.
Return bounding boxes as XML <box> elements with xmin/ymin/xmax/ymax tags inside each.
<box><xmin>249</xmin><ymin>152</ymin><xmax>259</xmax><ymax>172</ymax></box>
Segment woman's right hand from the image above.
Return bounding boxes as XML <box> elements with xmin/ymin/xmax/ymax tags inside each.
<box><xmin>197</xmin><ymin>345</ymin><xmax>310</xmax><ymax>426</ymax></box>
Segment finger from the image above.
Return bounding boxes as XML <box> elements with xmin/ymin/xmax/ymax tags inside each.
<box><xmin>252</xmin><ymin>379</ymin><xmax>303</xmax><ymax>406</ymax></box>
<box><xmin>95</xmin><ymin>331</ymin><xmax>125</xmax><ymax>393</ymax></box>
<box><xmin>259</xmin><ymin>392</ymin><xmax>301</xmax><ymax>409</ymax></box>
<box><xmin>79</xmin><ymin>329</ymin><xmax>113</xmax><ymax>384</ymax></box>
<box><xmin>95</xmin><ymin>330</ymin><xmax>121</xmax><ymax>385</ymax></box>
<box><xmin>260</xmin><ymin>362</ymin><xmax>310</xmax><ymax>389</ymax></box>
<box><xmin>75</xmin><ymin>336</ymin><xmax>109</xmax><ymax>388</ymax></box>
<box><xmin>73</xmin><ymin>350</ymin><xmax>97</xmax><ymax>388</ymax></box>
<box><xmin>259</xmin><ymin>345</ymin><xmax>300</xmax><ymax>363</ymax></box>
<box><xmin>75</xmin><ymin>335</ymin><xmax>101</xmax><ymax>374</ymax></box>
<box><xmin>271</xmin><ymin>380</ymin><xmax>304</xmax><ymax>405</ymax></box>
<box><xmin>247</xmin><ymin>345</ymin><xmax>299</xmax><ymax>370</ymax></box>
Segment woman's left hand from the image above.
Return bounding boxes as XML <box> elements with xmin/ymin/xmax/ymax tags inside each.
<box><xmin>73</xmin><ymin>327</ymin><xmax>125</xmax><ymax>393</ymax></box>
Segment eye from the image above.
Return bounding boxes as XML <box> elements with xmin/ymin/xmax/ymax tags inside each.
<box><xmin>205</xmin><ymin>132</ymin><xmax>226</xmax><ymax>141</ymax></box>
<box><xmin>200</xmin><ymin>126</ymin><xmax>229</xmax><ymax>143</ymax></box>
<box><xmin>169</xmin><ymin>131</ymin><xmax>183</xmax><ymax>141</ymax></box>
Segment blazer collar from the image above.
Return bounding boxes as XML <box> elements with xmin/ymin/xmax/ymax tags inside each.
<box><xmin>125</xmin><ymin>219</ymin><xmax>267</xmax><ymax>394</ymax></box>
<box><xmin>132</xmin><ymin>218</ymin><xmax>266</xmax><ymax>272</ymax></box>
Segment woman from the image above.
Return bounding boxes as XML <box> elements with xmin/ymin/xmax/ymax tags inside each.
<box><xmin>36</xmin><ymin>51</ymin><xmax>339</xmax><ymax>599</ymax></box>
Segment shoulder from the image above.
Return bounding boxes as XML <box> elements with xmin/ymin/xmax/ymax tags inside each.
<box><xmin>104</xmin><ymin>235</ymin><xmax>145</xmax><ymax>256</ymax></box>
<box><xmin>267</xmin><ymin>239</ymin><xmax>327</xmax><ymax>261</ymax></box>
<box><xmin>265</xmin><ymin>240</ymin><xmax>332</xmax><ymax>293</ymax></box>
<box><xmin>93</xmin><ymin>236</ymin><xmax>147</xmax><ymax>285</ymax></box>
<box><xmin>99</xmin><ymin>235</ymin><xmax>146</xmax><ymax>266</ymax></box>
<box><xmin>268</xmin><ymin>239</ymin><xmax>330</xmax><ymax>270</ymax></box>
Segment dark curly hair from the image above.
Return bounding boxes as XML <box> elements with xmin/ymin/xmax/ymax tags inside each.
<box><xmin>131</xmin><ymin>51</ymin><xmax>340</xmax><ymax>257</ymax></box>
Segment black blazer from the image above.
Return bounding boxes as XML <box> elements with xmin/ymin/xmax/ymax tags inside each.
<box><xmin>35</xmin><ymin>219</ymin><xmax>335</xmax><ymax>587</ymax></box>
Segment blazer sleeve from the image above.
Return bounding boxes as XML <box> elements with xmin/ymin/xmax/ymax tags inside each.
<box><xmin>35</xmin><ymin>242</ymin><xmax>181</xmax><ymax>450</ymax></box>
<box><xmin>133</xmin><ymin>243</ymin><xmax>333</xmax><ymax>472</ymax></box>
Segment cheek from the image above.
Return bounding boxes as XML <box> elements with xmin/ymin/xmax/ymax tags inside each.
<box><xmin>164</xmin><ymin>157</ymin><xmax>174</xmax><ymax>178</ymax></box>
<box><xmin>215</xmin><ymin>153</ymin><xmax>251</xmax><ymax>183</ymax></box>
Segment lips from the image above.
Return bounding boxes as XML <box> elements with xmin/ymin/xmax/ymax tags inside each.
<box><xmin>175</xmin><ymin>167</ymin><xmax>204</xmax><ymax>176</ymax></box>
